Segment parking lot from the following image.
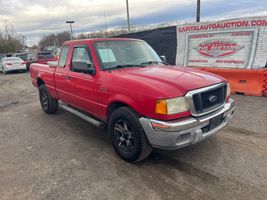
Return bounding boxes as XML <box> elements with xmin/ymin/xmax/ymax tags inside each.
<box><xmin>0</xmin><ymin>72</ymin><xmax>266</xmax><ymax>200</ymax></box>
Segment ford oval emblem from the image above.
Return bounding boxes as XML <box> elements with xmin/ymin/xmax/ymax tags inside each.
<box><xmin>209</xmin><ymin>95</ymin><xmax>217</xmax><ymax>103</ymax></box>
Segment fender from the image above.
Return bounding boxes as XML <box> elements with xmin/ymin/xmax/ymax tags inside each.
<box><xmin>107</xmin><ymin>93</ymin><xmax>143</xmax><ymax>116</ymax></box>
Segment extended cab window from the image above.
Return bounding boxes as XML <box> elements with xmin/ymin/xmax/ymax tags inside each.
<box><xmin>71</xmin><ymin>46</ymin><xmax>93</xmax><ymax>72</ymax></box>
<box><xmin>58</xmin><ymin>46</ymin><xmax>69</xmax><ymax>67</ymax></box>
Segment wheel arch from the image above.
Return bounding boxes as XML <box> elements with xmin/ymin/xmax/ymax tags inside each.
<box><xmin>107</xmin><ymin>101</ymin><xmax>129</xmax><ymax>120</ymax></box>
<box><xmin>107</xmin><ymin>98</ymin><xmax>141</xmax><ymax>121</ymax></box>
<box><xmin>37</xmin><ymin>78</ymin><xmax>45</xmax><ymax>87</ymax></box>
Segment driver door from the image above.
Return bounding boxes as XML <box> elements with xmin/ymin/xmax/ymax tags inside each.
<box><xmin>68</xmin><ymin>45</ymin><xmax>100</xmax><ymax>116</ymax></box>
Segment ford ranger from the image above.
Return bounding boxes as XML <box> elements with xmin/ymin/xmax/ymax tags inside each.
<box><xmin>30</xmin><ymin>38</ymin><xmax>235</xmax><ymax>162</ymax></box>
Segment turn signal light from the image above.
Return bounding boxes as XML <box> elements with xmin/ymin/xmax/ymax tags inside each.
<box><xmin>155</xmin><ymin>100</ymin><xmax>167</xmax><ymax>115</ymax></box>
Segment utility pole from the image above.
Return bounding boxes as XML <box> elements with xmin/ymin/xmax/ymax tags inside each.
<box><xmin>196</xmin><ymin>0</ymin><xmax>201</xmax><ymax>22</ymax></box>
<box><xmin>126</xmin><ymin>0</ymin><xmax>131</xmax><ymax>32</ymax></box>
<box><xmin>66</xmin><ymin>21</ymin><xmax>74</xmax><ymax>40</ymax></box>
<box><xmin>104</xmin><ymin>11</ymin><xmax>107</xmax><ymax>37</ymax></box>
<box><xmin>22</xmin><ymin>35</ymin><xmax>27</xmax><ymax>46</ymax></box>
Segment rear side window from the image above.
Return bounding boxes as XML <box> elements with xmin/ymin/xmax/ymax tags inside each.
<box><xmin>72</xmin><ymin>47</ymin><xmax>92</xmax><ymax>64</ymax></box>
<box><xmin>58</xmin><ymin>46</ymin><xmax>69</xmax><ymax>67</ymax></box>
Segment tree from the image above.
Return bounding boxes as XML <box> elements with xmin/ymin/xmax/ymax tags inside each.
<box><xmin>77</xmin><ymin>33</ymin><xmax>87</xmax><ymax>39</ymax></box>
<box><xmin>39</xmin><ymin>31</ymin><xmax>70</xmax><ymax>48</ymax></box>
<box><xmin>0</xmin><ymin>23</ymin><xmax>23</xmax><ymax>54</ymax></box>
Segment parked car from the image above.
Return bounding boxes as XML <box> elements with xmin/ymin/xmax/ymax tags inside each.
<box><xmin>35</xmin><ymin>50</ymin><xmax>57</xmax><ymax>64</ymax></box>
<box><xmin>30</xmin><ymin>38</ymin><xmax>235</xmax><ymax>162</ymax></box>
<box><xmin>0</xmin><ymin>54</ymin><xmax>6</xmax><ymax>60</ymax></box>
<box><xmin>0</xmin><ymin>57</ymin><xmax>27</xmax><ymax>74</ymax></box>
<box><xmin>13</xmin><ymin>52</ymin><xmax>35</xmax><ymax>71</ymax></box>
<box><xmin>27</xmin><ymin>52</ymin><xmax>35</xmax><ymax>61</ymax></box>
<box><xmin>5</xmin><ymin>53</ymin><xmax>13</xmax><ymax>57</ymax></box>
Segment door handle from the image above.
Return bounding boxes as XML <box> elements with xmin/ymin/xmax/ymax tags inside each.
<box><xmin>65</xmin><ymin>75</ymin><xmax>71</xmax><ymax>80</ymax></box>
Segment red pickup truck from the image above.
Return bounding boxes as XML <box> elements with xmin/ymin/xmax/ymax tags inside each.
<box><xmin>34</xmin><ymin>50</ymin><xmax>58</xmax><ymax>65</ymax></box>
<box><xmin>30</xmin><ymin>38</ymin><xmax>235</xmax><ymax>162</ymax></box>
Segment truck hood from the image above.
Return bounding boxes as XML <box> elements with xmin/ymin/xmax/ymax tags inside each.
<box><xmin>111</xmin><ymin>65</ymin><xmax>224</xmax><ymax>97</ymax></box>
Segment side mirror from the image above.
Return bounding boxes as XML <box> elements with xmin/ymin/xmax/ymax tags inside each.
<box><xmin>72</xmin><ymin>62</ymin><xmax>95</xmax><ymax>74</ymax></box>
<box><xmin>160</xmin><ymin>55</ymin><xmax>167</xmax><ymax>64</ymax></box>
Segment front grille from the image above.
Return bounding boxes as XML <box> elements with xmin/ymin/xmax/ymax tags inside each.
<box><xmin>192</xmin><ymin>85</ymin><xmax>227</xmax><ymax>113</ymax></box>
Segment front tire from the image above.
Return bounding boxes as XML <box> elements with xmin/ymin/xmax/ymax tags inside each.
<box><xmin>39</xmin><ymin>84</ymin><xmax>58</xmax><ymax>114</ymax></box>
<box><xmin>108</xmin><ymin>107</ymin><xmax>152</xmax><ymax>163</ymax></box>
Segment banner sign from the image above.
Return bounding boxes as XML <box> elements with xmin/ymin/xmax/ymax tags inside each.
<box><xmin>178</xmin><ymin>19</ymin><xmax>267</xmax><ymax>33</ymax></box>
<box><xmin>186</xmin><ymin>31</ymin><xmax>255</xmax><ymax>68</ymax></box>
<box><xmin>176</xmin><ymin>16</ymin><xmax>267</xmax><ymax>69</ymax></box>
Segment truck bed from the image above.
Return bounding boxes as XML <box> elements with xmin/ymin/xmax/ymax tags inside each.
<box><xmin>30</xmin><ymin>63</ymin><xmax>58</xmax><ymax>99</ymax></box>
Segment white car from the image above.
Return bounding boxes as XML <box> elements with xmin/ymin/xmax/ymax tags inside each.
<box><xmin>0</xmin><ymin>54</ymin><xmax>6</xmax><ymax>60</ymax></box>
<box><xmin>0</xmin><ymin>57</ymin><xmax>27</xmax><ymax>74</ymax></box>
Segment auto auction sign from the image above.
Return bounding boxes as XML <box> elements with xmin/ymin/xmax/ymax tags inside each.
<box><xmin>176</xmin><ymin>16</ymin><xmax>267</xmax><ymax>69</ymax></box>
<box><xmin>186</xmin><ymin>31</ymin><xmax>255</xmax><ymax>68</ymax></box>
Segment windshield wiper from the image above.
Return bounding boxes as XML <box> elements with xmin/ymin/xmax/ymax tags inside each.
<box><xmin>108</xmin><ymin>64</ymin><xmax>146</xmax><ymax>70</ymax></box>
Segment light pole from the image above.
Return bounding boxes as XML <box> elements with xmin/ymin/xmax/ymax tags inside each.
<box><xmin>66</xmin><ymin>21</ymin><xmax>74</xmax><ymax>40</ymax></box>
<box><xmin>22</xmin><ymin>35</ymin><xmax>27</xmax><ymax>46</ymax></box>
<box><xmin>196</xmin><ymin>0</ymin><xmax>201</xmax><ymax>22</ymax></box>
<box><xmin>126</xmin><ymin>0</ymin><xmax>131</xmax><ymax>32</ymax></box>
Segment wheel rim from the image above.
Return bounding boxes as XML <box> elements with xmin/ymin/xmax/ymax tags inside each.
<box><xmin>113</xmin><ymin>119</ymin><xmax>135</xmax><ymax>152</ymax></box>
<box><xmin>40</xmin><ymin>90</ymin><xmax>48</xmax><ymax>110</ymax></box>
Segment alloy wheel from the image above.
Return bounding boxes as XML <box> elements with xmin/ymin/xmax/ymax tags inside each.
<box><xmin>113</xmin><ymin>119</ymin><xmax>135</xmax><ymax>152</ymax></box>
<box><xmin>40</xmin><ymin>90</ymin><xmax>48</xmax><ymax>110</ymax></box>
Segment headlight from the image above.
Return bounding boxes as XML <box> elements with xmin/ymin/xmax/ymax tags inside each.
<box><xmin>155</xmin><ymin>97</ymin><xmax>189</xmax><ymax>115</ymax></box>
<box><xmin>227</xmin><ymin>83</ymin><xmax>231</xmax><ymax>97</ymax></box>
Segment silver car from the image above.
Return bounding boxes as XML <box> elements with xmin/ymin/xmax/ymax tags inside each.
<box><xmin>0</xmin><ymin>57</ymin><xmax>27</xmax><ymax>74</ymax></box>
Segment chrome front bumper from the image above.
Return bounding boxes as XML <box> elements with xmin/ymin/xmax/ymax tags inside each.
<box><xmin>139</xmin><ymin>98</ymin><xmax>235</xmax><ymax>150</ymax></box>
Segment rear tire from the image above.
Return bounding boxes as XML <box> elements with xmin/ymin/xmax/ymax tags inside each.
<box><xmin>39</xmin><ymin>84</ymin><xmax>58</xmax><ymax>114</ymax></box>
<box><xmin>108</xmin><ymin>107</ymin><xmax>152</xmax><ymax>163</ymax></box>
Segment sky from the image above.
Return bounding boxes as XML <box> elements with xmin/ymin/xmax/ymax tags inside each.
<box><xmin>0</xmin><ymin>0</ymin><xmax>267</xmax><ymax>46</ymax></box>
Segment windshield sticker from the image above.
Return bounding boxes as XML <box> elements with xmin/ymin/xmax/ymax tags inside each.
<box><xmin>98</xmin><ymin>49</ymin><xmax>116</xmax><ymax>63</ymax></box>
<box><xmin>97</xmin><ymin>42</ymin><xmax>108</xmax><ymax>48</ymax></box>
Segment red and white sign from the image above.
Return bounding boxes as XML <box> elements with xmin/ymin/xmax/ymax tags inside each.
<box><xmin>186</xmin><ymin>31</ymin><xmax>255</xmax><ymax>68</ymax></box>
<box><xmin>194</xmin><ymin>40</ymin><xmax>244</xmax><ymax>58</ymax></box>
<box><xmin>176</xmin><ymin>16</ymin><xmax>267</xmax><ymax>69</ymax></box>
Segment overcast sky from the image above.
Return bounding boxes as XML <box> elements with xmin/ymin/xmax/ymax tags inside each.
<box><xmin>0</xmin><ymin>0</ymin><xmax>266</xmax><ymax>46</ymax></box>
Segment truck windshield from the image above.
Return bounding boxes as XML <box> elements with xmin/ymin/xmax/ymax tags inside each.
<box><xmin>94</xmin><ymin>40</ymin><xmax>162</xmax><ymax>70</ymax></box>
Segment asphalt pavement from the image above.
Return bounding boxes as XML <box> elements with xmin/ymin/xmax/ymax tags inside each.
<box><xmin>0</xmin><ymin>72</ymin><xmax>266</xmax><ymax>200</ymax></box>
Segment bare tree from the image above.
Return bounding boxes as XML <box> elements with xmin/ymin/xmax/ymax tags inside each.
<box><xmin>0</xmin><ymin>23</ymin><xmax>23</xmax><ymax>54</ymax></box>
<box><xmin>39</xmin><ymin>31</ymin><xmax>70</xmax><ymax>48</ymax></box>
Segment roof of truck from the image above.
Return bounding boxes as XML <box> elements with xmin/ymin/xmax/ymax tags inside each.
<box><xmin>63</xmin><ymin>38</ymin><xmax>142</xmax><ymax>45</ymax></box>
